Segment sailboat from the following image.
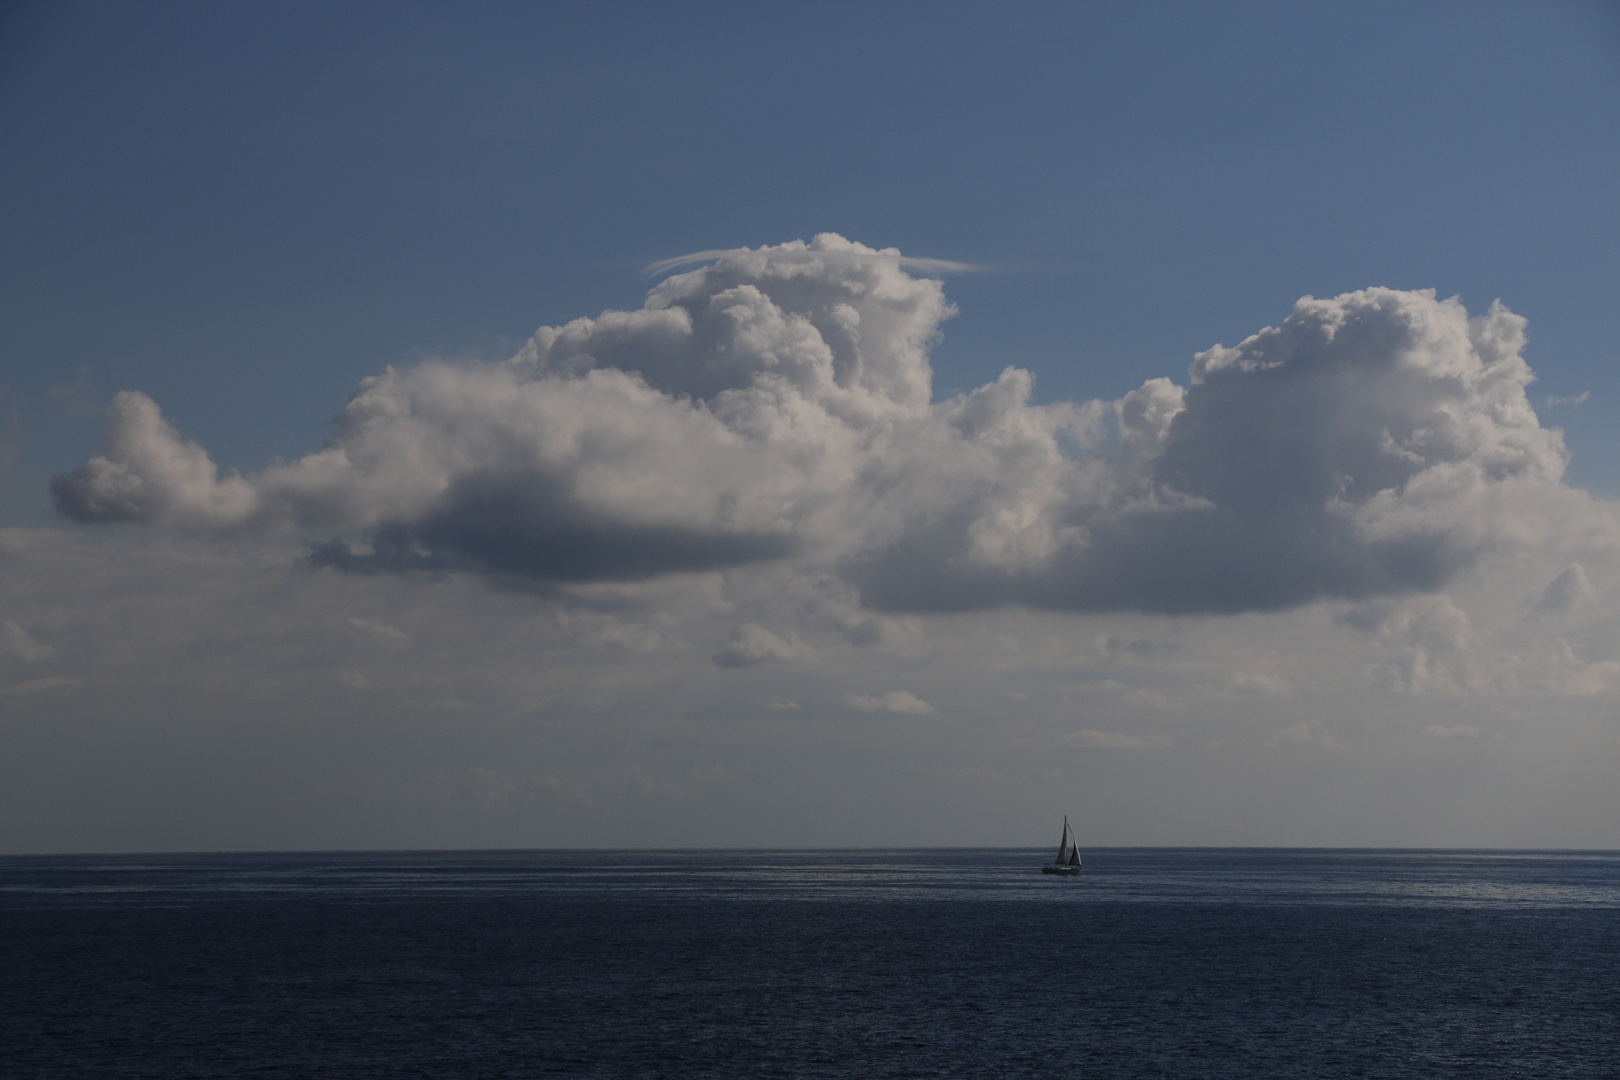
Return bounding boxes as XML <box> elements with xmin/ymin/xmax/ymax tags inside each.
<box><xmin>1041</xmin><ymin>815</ymin><xmax>1083</xmax><ymax>875</ymax></box>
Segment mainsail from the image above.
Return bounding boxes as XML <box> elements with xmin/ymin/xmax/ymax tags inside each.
<box><xmin>1055</xmin><ymin>816</ymin><xmax>1081</xmax><ymax>867</ymax></box>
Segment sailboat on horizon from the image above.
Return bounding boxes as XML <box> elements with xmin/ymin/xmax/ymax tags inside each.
<box><xmin>1041</xmin><ymin>816</ymin><xmax>1083</xmax><ymax>875</ymax></box>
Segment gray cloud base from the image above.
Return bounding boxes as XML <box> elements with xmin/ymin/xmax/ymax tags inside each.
<box><xmin>305</xmin><ymin>473</ymin><xmax>797</xmax><ymax>581</ymax></box>
<box><xmin>53</xmin><ymin>234</ymin><xmax>1588</xmax><ymax>614</ymax></box>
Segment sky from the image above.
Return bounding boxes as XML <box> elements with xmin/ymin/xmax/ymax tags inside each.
<box><xmin>2</xmin><ymin>1</ymin><xmax>1619</xmax><ymax>853</ymax></box>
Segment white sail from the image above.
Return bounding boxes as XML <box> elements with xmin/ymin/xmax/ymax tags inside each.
<box><xmin>1042</xmin><ymin>815</ymin><xmax>1082</xmax><ymax>873</ymax></box>
<box><xmin>1054</xmin><ymin>817</ymin><xmax>1080</xmax><ymax>865</ymax></box>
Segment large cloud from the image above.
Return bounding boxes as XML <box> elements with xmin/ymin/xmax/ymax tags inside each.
<box><xmin>852</xmin><ymin>287</ymin><xmax>1592</xmax><ymax>612</ymax></box>
<box><xmin>53</xmin><ymin>234</ymin><xmax>1607</xmax><ymax>613</ymax></box>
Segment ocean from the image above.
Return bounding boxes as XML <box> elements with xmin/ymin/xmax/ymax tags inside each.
<box><xmin>3</xmin><ymin>849</ymin><xmax>1618</xmax><ymax>1078</ymax></box>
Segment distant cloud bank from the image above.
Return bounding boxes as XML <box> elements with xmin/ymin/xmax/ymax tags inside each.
<box><xmin>54</xmin><ymin>234</ymin><xmax>1606</xmax><ymax>615</ymax></box>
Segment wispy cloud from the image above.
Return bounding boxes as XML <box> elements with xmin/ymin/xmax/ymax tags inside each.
<box><xmin>847</xmin><ymin>690</ymin><xmax>937</xmax><ymax>715</ymax></box>
<box><xmin>47</xmin><ymin>368</ymin><xmax>101</xmax><ymax>418</ymax></box>
<box><xmin>1269</xmin><ymin>720</ymin><xmax>1335</xmax><ymax>747</ymax></box>
<box><xmin>1225</xmin><ymin>671</ymin><xmax>1290</xmax><ymax>696</ymax></box>
<box><xmin>3</xmin><ymin>675</ymin><xmax>82</xmax><ymax>697</ymax></box>
<box><xmin>2</xmin><ymin>620</ymin><xmax>50</xmax><ymax>662</ymax></box>
<box><xmin>1064</xmin><ymin>728</ymin><xmax>1170</xmax><ymax>750</ymax></box>
<box><xmin>645</xmin><ymin>239</ymin><xmax>983</xmax><ymax>279</ymax></box>
<box><xmin>349</xmin><ymin>617</ymin><xmax>412</xmax><ymax>649</ymax></box>
<box><xmin>713</xmin><ymin>623</ymin><xmax>817</xmax><ymax>668</ymax></box>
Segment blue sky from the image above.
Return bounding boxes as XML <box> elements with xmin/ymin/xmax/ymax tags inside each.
<box><xmin>2</xmin><ymin>2</ymin><xmax>1619</xmax><ymax>851</ymax></box>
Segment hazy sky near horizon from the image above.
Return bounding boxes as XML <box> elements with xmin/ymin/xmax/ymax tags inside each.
<box><xmin>3</xmin><ymin>1</ymin><xmax>1619</xmax><ymax>852</ymax></box>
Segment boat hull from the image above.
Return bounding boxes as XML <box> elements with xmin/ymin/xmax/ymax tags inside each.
<box><xmin>1041</xmin><ymin>864</ymin><xmax>1081</xmax><ymax>875</ymax></box>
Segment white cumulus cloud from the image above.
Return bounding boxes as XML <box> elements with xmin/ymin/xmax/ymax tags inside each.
<box><xmin>53</xmin><ymin>235</ymin><xmax>1614</xmax><ymax>617</ymax></box>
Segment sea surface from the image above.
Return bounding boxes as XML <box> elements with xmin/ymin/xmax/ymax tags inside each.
<box><xmin>4</xmin><ymin>848</ymin><xmax>1619</xmax><ymax>1078</ymax></box>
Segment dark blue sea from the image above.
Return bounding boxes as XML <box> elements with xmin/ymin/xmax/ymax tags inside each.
<box><xmin>4</xmin><ymin>849</ymin><xmax>1619</xmax><ymax>1078</ymax></box>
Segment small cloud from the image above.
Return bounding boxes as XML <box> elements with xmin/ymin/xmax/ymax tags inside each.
<box><xmin>1093</xmin><ymin>678</ymin><xmax>1175</xmax><ymax>709</ymax></box>
<box><xmin>555</xmin><ymin>609</ymin><xmax>664</xmax><ymax>653</ymax></box>
<box><xmin>2</xmin><ymin>621</ymin><xmax>50</xmax><ymax>662</ymax></box>
<box><xmin>1095</xmin><ymin>632</ymin><xmax>1177</xmax><ymax>660</ymax></box>
<box><xmin>1270</xmin><ymin>720</ymin><xmax>1335</xmax><ymax>747</ymax></box>
<box><xmin>3</xmin><ymin>675</ymin><xmax>82</xmax><ymax>697</ymax></box>
<box><xmin>1543</xmin><ymin>391</ymin><xmax>1590</xmax><ymax>408</ymax></box>
<box><xmin>348</xmin><ymin>617</ymin><xmax>412</xmax><ymax>649</ymax></box>
<box><xmin>714</xmin><ymin>623</ymin><xmax>817</xmax><ymax>668</ymax></box>
<box><xmin>425</xmin><ymin>767</ymin><xmax>515</xmax><ymax>810</ymax></box>
<box><xmin>1225</xmin><ymin>671</ymin><xmax>1290</xmax><ymax>696</ymax></box>
<box><xmin>836</xmin><ymin>612</ymin><xmax>923</xmax><ymax>649</ymax></box>
<box><xmin>340</xmin><ymin>670</ymin><xmax>371</xmax><ymax>690</ymax></box>
<box><xmin>1064</xmin><ymin>728</ymin><xmax>1170</xmax><ymax>750</ymax></box>
<box><xmin>1423</xmin><ymin>724</ymin><xmax>1482</xmax><ymax>738</ymax></box>
<box><xmin>47</xmin><ymin>368</ymin><xmax>101</xmax><ymax>417</ymax></box>
<box><xmin>847</xmin><ymin>690</ymin><xmax>937</xmax><ymax>715</ymax></box>
<box><xmin>766</xmin><ymin>700</ymin><xmax>801</xmax><ymax>712</ymax></box>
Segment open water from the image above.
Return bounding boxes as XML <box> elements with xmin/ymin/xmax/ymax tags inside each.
<box><xmin>3</xmin><ymin>849</ymin><xmax>1618</xmax><ymax>1078</ymax></box>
